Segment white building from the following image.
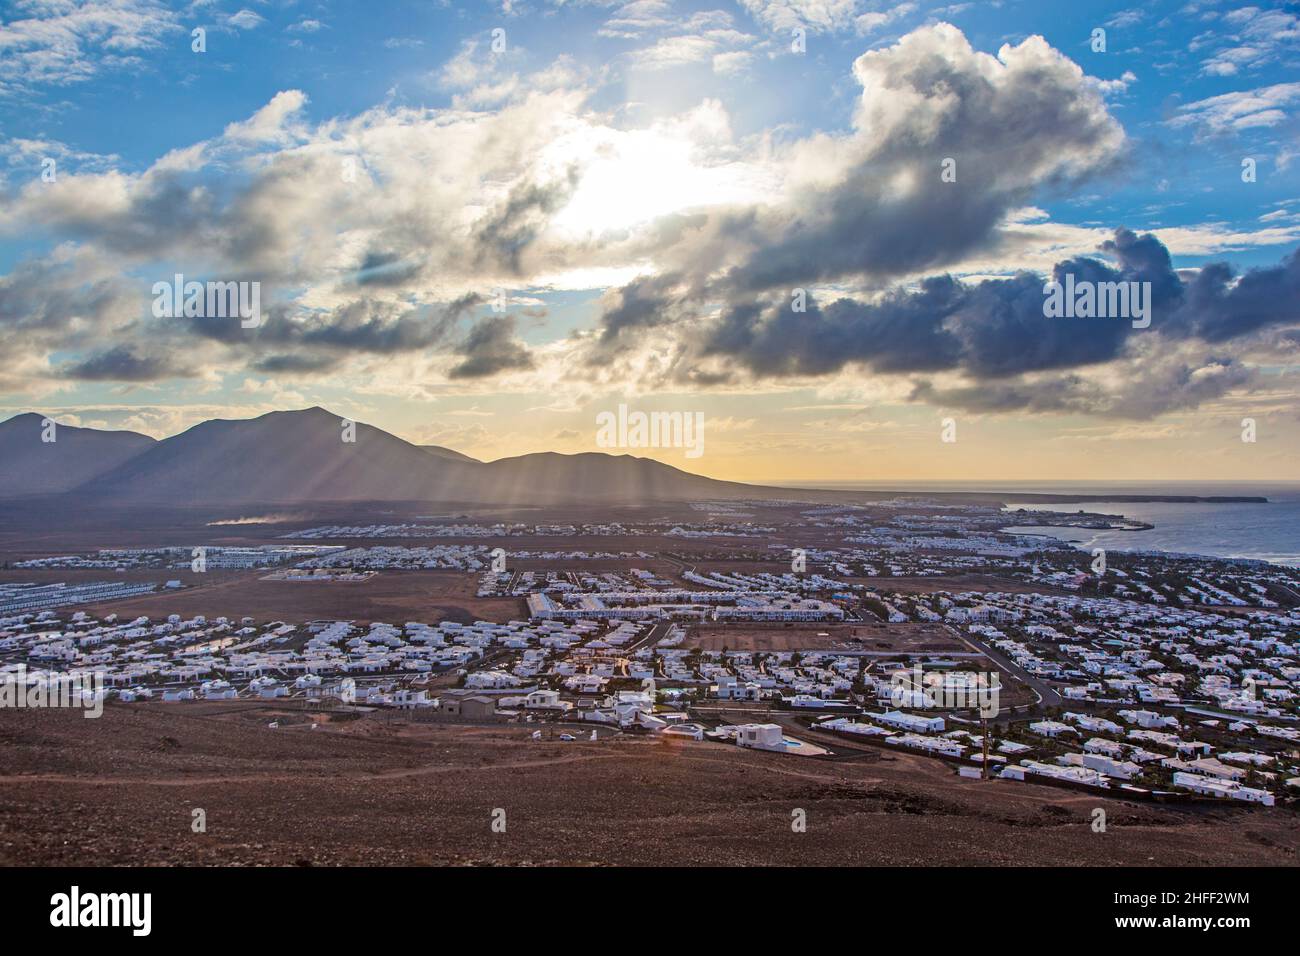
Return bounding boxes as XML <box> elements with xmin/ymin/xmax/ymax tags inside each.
<box><xmin>1172</xmin><ymin>772</ymin><xmax>1274</xmax><ymax>806</ymax></box>
<box><xmin>1080</xmin><ymin>753</ymin><xmax>1142</xmax><ymax>780</ymax></box>
<box><xmin>873</xmin><ymin>710</ymin><xmax>945</xmax><ymax>734</ymax></box>
<box><xmin>734</xmin><ymin>723</ymin><xmax>786</xmax><ymax>752</ymax></box>
<box><xmin>525</xmin><ymin>689</ymin><xmax>571</xmax><ymax>712</ymax></box>
<box><xmin>1028</xmin><ymin>720</ymin><xmax>1075</xmax><ymax>738</ymax></box>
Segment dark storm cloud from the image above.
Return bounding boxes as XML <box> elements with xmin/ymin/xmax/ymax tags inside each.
<box><xmin>909</xmin><ymin>377</ymin><xmax>1087</xmax><ymax>415</ymax></box>
<box><xmin>60</xmin><ymin>346</ymin><xmax>193</xmax><ymax>382</ymax></box>
<box><xmin>0</xmin><ymin>256</ymin><xmax>132</xmax><ymax>339</ymax></box>
<box><xmin>38</xmin><ymin>172</ymin><xmax>218</xmax><ymax>260</ymax></box>
<box><xmin>1178</xmin><ymin>247</ymin><xmax>1300</xmax><ymax>343</ymax></box>
<box><xmin>587</xmin><ymin>25</ymin><xmax>1130</xmax><ymax>365</ymax></box>
<box><xmin>694</xmin><ymin>263</ymin><xmax>1139</xmax><ymax>381</ymax></box>
<box><xmin>606</xmin><ymin>226</ymin><xmax>1295</xmax><ymax>417</ymax></box>
<box><xmin>715</xmin><ymin>183</ymin><xmax>1015</xmax><ymax>297</ymax></box>
<box><xmin>183</xmin><ymin>293</ymin><xmax>481</xmax><ymax>355</ymax></box>
<box><xmin>473</xmin><ymin>167</ymin><xmax>581</xmax><ymax>275</ymax></box>
<box><xmin>353</xmin><ymin>250</ymin><xmax>423</xmax><ymax>288</ymax></box>
<box><xmin>702</xmin><ymin>280</ymin><xmax>960</xmax><ymax>377</ymax></box>
<box><xmin>596</xmin><ymin>272</ymin><xmax>688</xmax><ymax>345</ymax></box>
<box><xmin>250</xmin><ymin>353</ymin><xmax>343</xmax><ymax>374</ymax></box>
<box><xmin>687</xmin><ymin>229</ymin><xmax>1300</xmax><ymax>385</ymax></box>
<box><xmin>448</xmin><ymin>315</ymin><xmax>536</xmax><ymax>379</ymax></box>
<box><xmin>715</xmin><ymin>24</ymin><xmax>1127</xmax><ymax>295</ymax></box>
<box><xmin>949</xmin><ymin>259</ymin><xmax>1135</xmax><ymax>378</ymax></box>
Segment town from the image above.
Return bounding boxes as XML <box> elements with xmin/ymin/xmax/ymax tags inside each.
<box><xmin>3</xmin><ymin>497</ymin><xmax>1297</xmax><ymax>813</ymax></box>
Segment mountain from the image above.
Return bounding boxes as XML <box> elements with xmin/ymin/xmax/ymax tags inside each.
<box><xmin>477</xmin><ymin>451</ymin><xmax>756</xmax><ymax>504</ymax></box>
<box><xmin>422</xmin><ymin>445</ymin><xmax>480</xmax><ymax>464</ymax></box>
<box><xmin>2</xmin><ymin>408</ymin><xmax>1263</xmax><ymax>509</ymax></box>
<box><xmin>0</xmin><ymin>413</ymin><xmax>157</xmax><ymax>496</ymax></box>
<box><xmin>76</xmin><ymin>408</ymin><xmax>480</xmax><ymax>505</ymax></box>
<box><xmin>65</xmin><ymin>406</ymin><xmax>763</xmax><ymax>506</ymax></box>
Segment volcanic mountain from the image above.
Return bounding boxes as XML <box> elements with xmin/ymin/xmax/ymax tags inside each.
<box><xmin>31</xmin><ymin>406</ymin><xmax>760</xmax><ymax>506</ymax></box>
<box><xmin>0</xmin><ymin>413</ymin><xmax>157</xmax><ymax>496</ymax></box>
<box><xmin>4</xmin><ymin>408</ymin><xmax>1258</xmax><ymax>508</ymax></box>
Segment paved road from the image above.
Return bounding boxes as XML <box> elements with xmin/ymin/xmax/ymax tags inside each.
<box><xmin>627</xmin><ymin>621</ymin><xmax>671</xmax><ymax>653</ymax></box>
<box><xmin>944</xmin><ymin>624</ymin><xmax>1064</xmax><ymax>713</ymax></box>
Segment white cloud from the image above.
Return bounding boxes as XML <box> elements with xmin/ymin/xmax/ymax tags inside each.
<box><xmin>0</xmin><ymin>0</ymin><xmax>181</xmax><ymax>94</ymax></box>
<box><xmin>0</xmin><ymin>18</ymin><xmax>1293</xmax><ymax>428</ymax></box>
<box><xmin>631</xmin><ymin>34</ymin><xmax>719</xmax><ymax>69</ymax></box>
<box><xmin>1170</xmin><ymin>82</ymin><xmax>1300</xmax><ymax>135</ymax></box>
<box><xmin>221</xmin><ymin>89</ymin><xmax>309</xmax><ymax>144</ymax></box>
<box><xmin>855</xmin><ymin>2</ymin><xmax>916</xmax><ymax>36</ymax></box>
<box><xmin>738</xmin><ymin>0</ymin><xmax>863</xmax><ymax>34</ymax></box>
<box><xmin>1105</xmin><ymin>9</ymin><xmax>1143</xmax><ymax>28</ymax></box>
<box><xmin>225</xmin><ymin>8</ymin><xmax>265</xmax><ymax>31</ymax></box>
<box><xmin>1090</xmin><ymin>69</ymin><xmax>1136</xmax><ymax>97</ymax></box>
<box><xmin>712</xmin><ymin>50</ymin><xmax>755</xmax><ymax>76</ymax></box>
<box><xmin>597</xmin><ymin>0</ymin><xmax>674</xmax><ymax>38</ymax></box>
<box><xmin>1198</xmin><ymin>6</ymin><xmax>1300</xmax><ymax>77</ymax></box>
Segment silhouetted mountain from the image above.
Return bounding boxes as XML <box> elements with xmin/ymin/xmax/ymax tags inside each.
<box><xmin>477</xmin><ymin>451</ymin><xmax>755</xmax><ymax>504</ymax></box>
<box><xmin>3</xmin><ymin>408</ymin><xmax>1264</xmax><ymax>509</ymax></box>
<box><xmin>75</xmin><ymin>408</ymin><xmax>478</xmax><ymax>504</ymax></box>
<box><xmin>65</xmin><ymin>407</ymin><xmax>762</xmax><ymax>506</ymax></box>
<box><xmin>422</xmin><ymin>445</ymin><xmax>480</xmax><ymax>464</ymax></box>
<box><xmin>0</xmin><ymin>413</ymin><xmax>157</xmax><ymax>496</ymax></box>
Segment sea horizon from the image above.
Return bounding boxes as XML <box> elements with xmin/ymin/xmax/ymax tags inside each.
<box><xmin>765</xmin><ymin>479</ymin><xmax>1300</xmax><ymax>493</ymax></box>
<box><xmin>762</xmin><ymin>479</ymin><xmax>1300</xmax><ymax>567</ymax></box>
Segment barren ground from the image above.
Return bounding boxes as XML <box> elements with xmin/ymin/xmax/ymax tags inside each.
<box><xmin>0</xmin><ymin>568</ymin><xmax>525</xmax><ymax>626</ymax></box>
<box><xmin>1</xmin><ymin>703</ymin><xmax>1294</xmax><ymax>867</ymax></box>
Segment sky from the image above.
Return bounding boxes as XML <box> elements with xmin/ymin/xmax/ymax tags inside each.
<box><xmin>1</xmin><ymin>0</ymin><xmax>1298</xmax><ymax>483</ymax></box>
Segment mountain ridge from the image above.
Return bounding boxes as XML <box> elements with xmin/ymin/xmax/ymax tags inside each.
<box><xmin>0</xmin><ymin>412</ymin><xmax>158</xmax><ymax>496</ymax></box>
<box><xmin>0</xmin><ymin>406</ymin><xmax>759</xmax><ymax>506</ymax></box>
<box><xmin>0</xmin><ymin>409</ymin><xmax>1271</xmax><ymax>507</ymax></box>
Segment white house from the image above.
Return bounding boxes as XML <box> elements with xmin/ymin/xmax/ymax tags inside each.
<box><xmin>1172</xmin><ymin>772</ymin><xmax>1274</xmax><ymax>806</ymax></box>
<box><xmin>525</xmin><ymin>689</ymin><xmax>571</xmax><ymax>712</ymax></box>
<box><xmin>613</xmin><ymin>689</ymin><xmax>654</xmax><ymax>726</ymax></box>
<box><xmin>1080</xmin><ymin>753</ymin><xmax>1142</xmax><ymax>780</ymax></box>
<box><xmin>734</xmin><ymin>723</ymin><xmax>786</xmax><ymax>752</ymax></box>
<box><xmin>390</xmin><ymin>688</ymin><xmax>434</xmax><ymax>709</ymax></box>
<box><xmin>873</xmin><ymin>710</ymin><xmax>945</xmax><ymax>734</ymax></box>
<box><xmin>466</xmin><ymin>670</ymin><xmax>519</xmax><ymax>690</ymax></box>
<box><xmin>1119</xmin><ymin>709</ymin><xmax>1179</xmax><ymax>729</ymax></box>
<box><xmin>714</xmin><ymin>678</ymin><xmax>762</xmax><ymax>701</ymax></box>
<box><xmin>1028</xmin><ymin>720</ymin><xmax>1075</xmax><ymax>738</ymax></box>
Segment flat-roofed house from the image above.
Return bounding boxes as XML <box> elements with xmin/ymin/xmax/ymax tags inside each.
<box><xmin>735</xmin><ymin>723</ymin><xmax>785</xmax><ymax>752</ymax></box>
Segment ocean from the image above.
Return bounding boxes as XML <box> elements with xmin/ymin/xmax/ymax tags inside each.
<box><xmin>768</xmin><ymin>480</ymin><xmax>1300</xmax><ymax>567</ymax></box>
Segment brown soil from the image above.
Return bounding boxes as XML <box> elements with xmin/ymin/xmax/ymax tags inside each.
<box><xmin>1</xmin><ymin>703</ymin><xmax>1294</xmax><ymax>867</ymax></box>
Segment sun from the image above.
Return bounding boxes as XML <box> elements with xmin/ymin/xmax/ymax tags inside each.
<box><xmin>541</xmin><ymin>118</ymin><xmax>773</xmax><ymax>239</ymax></box>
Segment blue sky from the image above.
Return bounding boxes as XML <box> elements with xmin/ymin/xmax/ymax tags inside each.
<box><xmin>9</xmin><ymin>0</ymin><xmax>1297</xmax><ymax>259</ymax></box>
<box><xmin>1</xmin><ymin>0</ymin><xmax>1298</xmax><ymax>480</ymax></box>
